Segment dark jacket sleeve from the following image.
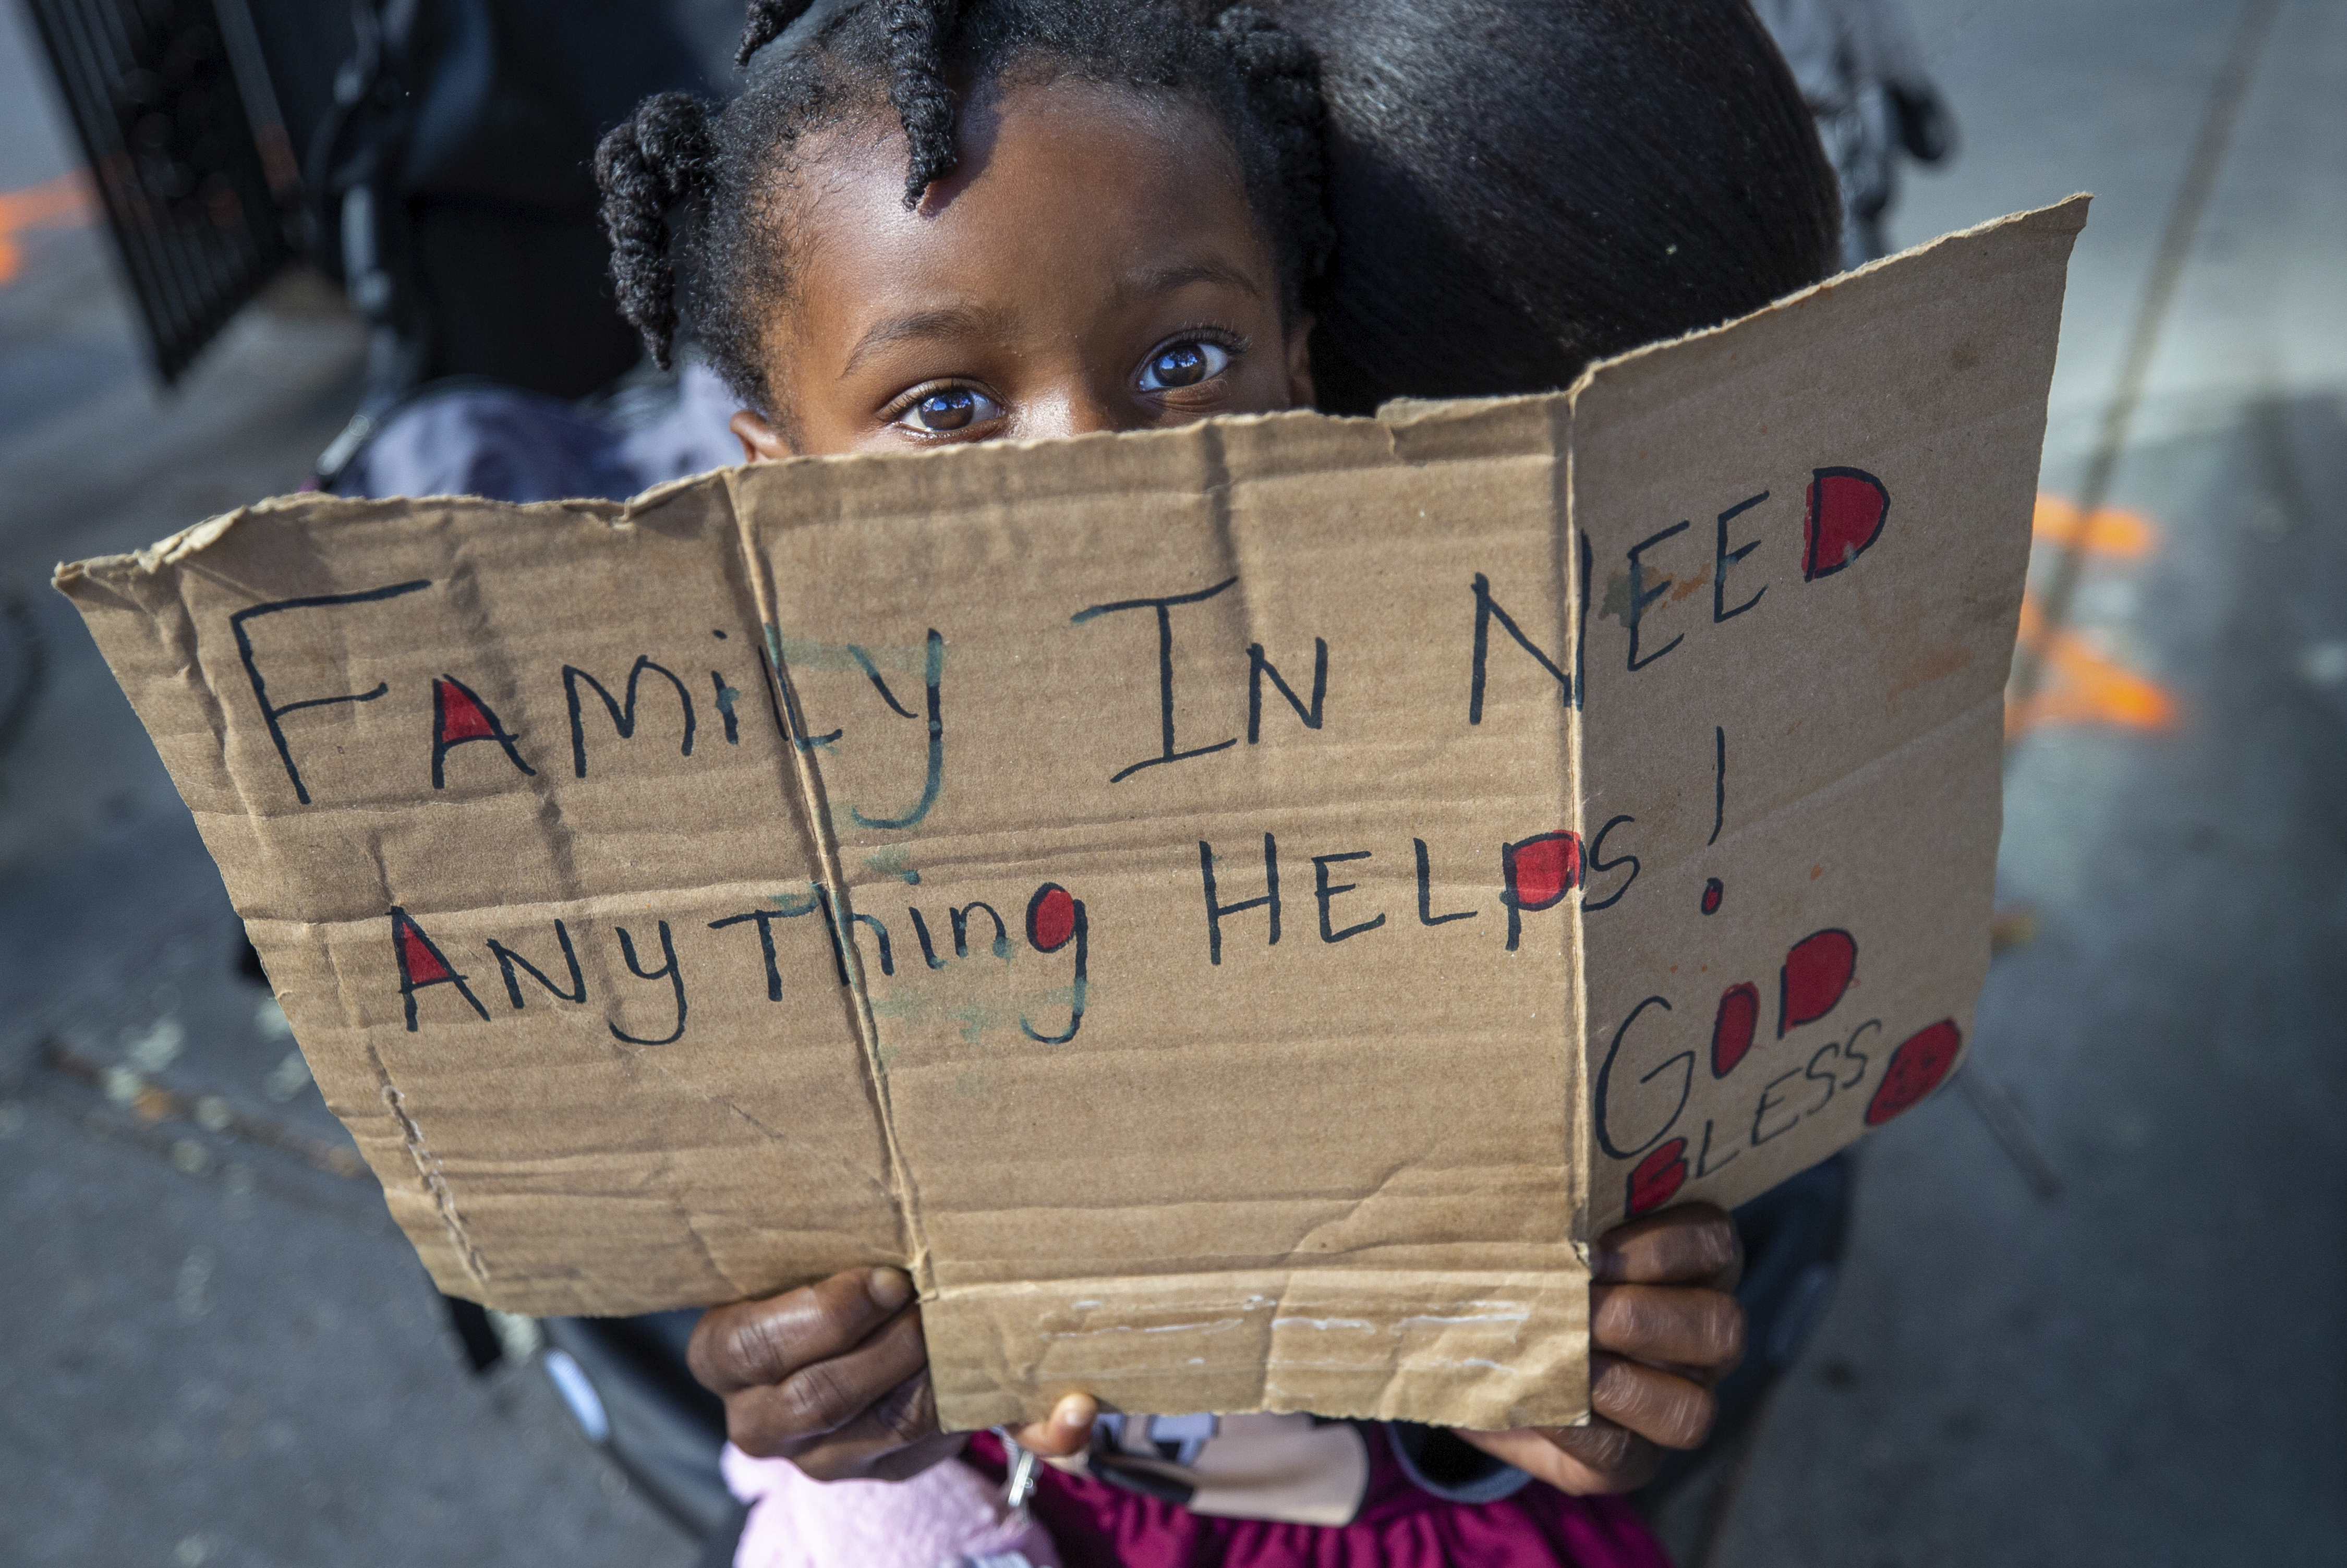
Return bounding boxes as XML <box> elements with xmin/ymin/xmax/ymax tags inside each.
<box><xmin>1384</xmin><ymin>1423</ymin><xmax>1535</xmax><ymax>1504</ymax></box>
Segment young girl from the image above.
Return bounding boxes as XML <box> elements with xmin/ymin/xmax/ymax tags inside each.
<box><xmin>591</xmin><ymin>2</ymin><xmax>1834</xmax><ymax>1563</ymax></box>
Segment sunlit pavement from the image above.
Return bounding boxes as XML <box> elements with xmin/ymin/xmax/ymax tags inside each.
<box><xmin>1688</xmin><ymin>3</ymin><xmax>2347</xmax><ymax>1565</ymax></box>
<box><xmin>1</xmin><ymin>3</ymin><xmax>2340</xmax><ymax>1565</ymax></box>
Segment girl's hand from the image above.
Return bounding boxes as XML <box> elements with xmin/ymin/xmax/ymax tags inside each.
<box><xmin>1456</xmin><ymin>1204</ymin><xmax>1746</xmax><ymax>1494</ymax></box>
<box><xmin>688</xmin><ymin>1266</ymin><xmax>1097</xmax><ymax>1482</ymax></box>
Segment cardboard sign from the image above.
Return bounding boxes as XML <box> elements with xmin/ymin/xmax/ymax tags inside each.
<box><xmin>57</xmin><ymin>199</ymin><xmax>2083</xmax><ymax>1431</ymax></box>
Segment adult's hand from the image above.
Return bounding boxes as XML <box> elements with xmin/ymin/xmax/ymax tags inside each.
<box><xmin>1456</xmin><ymin>1204</ymin><xmax>1745</xmax><ymax>1493</ymax></box>
<box><xmin>689</xmin><ymin>1265</ymin><xmax>1097</xmax><ymax>1482</ymax></box>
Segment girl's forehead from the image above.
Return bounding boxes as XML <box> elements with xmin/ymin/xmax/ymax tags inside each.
<box><xmin>772</xmin><ymin>77</ymin><xmax>1269</xmax><ymax>321</ymax></box>
<box><xmin>791</xmin><ymin>75</ymin><xmax>1244</xmax><ymax>215</ymax></box>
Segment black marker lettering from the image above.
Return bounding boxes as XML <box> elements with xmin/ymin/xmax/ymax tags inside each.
<box><xmin>431</xmin><ymin>675</ymin><xmax>535</xmax><ymax>790</ymax></box>
<box><xmin>768</xmin><ymin>643</ymin><xmax>841</xmax><ymax>753</ymax></box>
<box><xmin>709</xmin><ymin>909</ymin><xmax>792</xmax><ymax>1000</ymax></box>
<box><xmin>1714</xmin><ymin>491</ymin><xmax>1768</xmax><ymax>623</ymax></box>
<box><xmin>1469</xmin><ymin>574</ymin><xmax>1572</xmax><ymax>724</ymax></box>
<box><xmin>853</xmin><ymin>911</ymin><xmax>894</xmax><ymax>976</ymax></box>
<box><xmin>610</xmin><ymin>921</ymin><xmax>686</xmax><ymax>1046</ymax></box>
<box><xmin>1802</xmin><ymin>467</ymin><xmax>1891</xmax><ymax>580</ymax></box>
<box><xmin>1840</xmin><ymin>1018</ymin><xmax>1881</xmax><ymax>1088</ymax></box>
<box><xmin>756</xmin><ymin>626</ymin><xmax>824</xmax><ymax>749</ymax></box>
<box><xmin>390</xmin><ymin>906</ymin><xmax>489</xmax><ymax>1031</ymax></box>
<box><xmin>1248</xmin><ymin>638</ymin><xmax>1327</xmax><ymax>743</ymax></box>
<box><xmin>908</xmin><ymin>908</ymin><xmax>948</xmax><ymax>970</ymax></box>
<box><xmin>817</xmin><ymin>892</ymin><xmax>893</xmax><ymax>978</ymax></box>
<box><xmin>710</xmin><ymin>671</ymin><xmax>742</xmax><ymax>745</ymax></box>
<box><xmin>749</xmin><ymin>888</ymin><xmax>845</xmax><ymax>986</ymax></box>
<box><xmin>1627</xmin><ymin>521</ymin><xmax>1691</xmax><ymax>672</ymax></box>
<box><xmin>1199</xmin><ymin>832</ymin><xmax>1280</xmax><ymax>965</ymax></box>
<box><xmin>1072</xmin><ymin>578</ymin><xmax>1238</xmax><ymax>782</ymax></box>
<box><xmin>1695</xmin><ymin>1117</ymin><xmax>1741</xmax><ymax>1177</ymax></box>
<box><xmin>563</xmin><ymin>657</ymin><xmax>695</xmax><ymax>777</ymax></box>
<box><xmin>1501</xmin><ymin>831</ymin><xmax>1582</xmax><ymax>952</ymax></box>
<box><xmin>1594</xmin><ymin>995</ymin><xmax>1688</xmax><ymax>1159</ymax></box>
<box><xmin>487</xmin><ymin>920</ymin><xmax>584</xmax><ymax>1008</ymax></box>
<box><xmin>1803</xmin><ymin>1041</ymin><xmax>1842</xmax><ymax>1114</ymax></box>
<box><xmin>1311</xmin><ymin>850</ymin><xmax>1385</xmax><ymax>943</ymax></box>
<box><xmin>233</xmin><ymin>579</ymin><xmax>431</xmax><ymax>804</ymax></box>
<box><xmin>848</xmin><ymin>630</ymin><xmax>945</xmax><ymax>831</ymax></box>
<box><xmin>848</xmin><ymin>645</ymin><xmax>920</xmax><ymax>717</ymax></box>
<box><xmin>1413</xmin><ymin>839</ymin><xmax>1478</xmax><ymax>926</ymax></box>
<box><xmin>1020</xmin><ymin>884</ymin><xmax>1088</xmax><ymax>1044</ymax></box>
<box><xmin>1582</xmin><ymin>815</ymin><xmax>1640</xmax><ymax>913</ymax></box>
<box><xmin>950</xmin><ymin>902</ymin><xmax>1010</xmax><ymax>961</ymax></box>
<box><xmin>1752</xmin><ymin>1067</ymin><xmax>1802</xmax><ymax>1145</ymax></box>
<box><xmin>1575</xmin><ymin>531</ymin><xmax>1592</xmax><ymax>712</ymax></box>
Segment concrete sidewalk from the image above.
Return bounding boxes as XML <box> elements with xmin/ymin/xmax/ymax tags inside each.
<box><xmin>1</xmin><ymin>2</ymin><xmax>2340</xmax><ymax>1565</ymax></box>
<box><xmin>1698</xmin><ymin>2</ymin><xmax>2347</xmax><ymax>1563</ymax></box>
<box><xmin>0</xmin><ymin>4</ymin><xmax>694</xmax><ymax>1562</ymax></box>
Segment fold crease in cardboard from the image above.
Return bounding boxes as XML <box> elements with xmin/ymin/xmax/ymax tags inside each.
<box><xmin>56</xmin><ymin>199</ymin><xmax>2084</xmax><ymax>1430</ymax></box>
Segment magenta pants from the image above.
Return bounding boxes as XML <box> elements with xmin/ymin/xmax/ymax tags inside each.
<box><xmin>962</xmin><ymin>1429</ymin><xmax>1671</xmax><ymax>1568</ymax></box>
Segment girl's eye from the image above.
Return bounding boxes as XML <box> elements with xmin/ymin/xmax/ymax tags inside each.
<box><xmin>1138</xmin><ymin>339</ymin><xmax>1233</xmax><ymax>392</ymax></box>
<box><xmin>894</xmin><ymin>387</ymin><xmax>1001</xmax><ymax>434</ymax></box>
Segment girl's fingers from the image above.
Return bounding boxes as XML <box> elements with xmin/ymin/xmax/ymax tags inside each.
<box><xmin>1537</xmin><ymin>1418</ymin><xmax>1660</xmax><ymax>1488</ymax></box>
<box><xmin>1589</xmin><ymin>1351</ymin><xmax>1719</xmax><ymax>1450</ymax></box>
<box><xmin>783</xmin><ymin>1409</ymin><xmax>971</xmax><ymax>1482</ymax></box>
<box><xmin>691</xmin><ymin>1266</ymin><xmax>918</xmax><ymax>1394</ymax></box>
<box><xmin>1009</xmin><ymin>1392</ymin><xmax>1100</xmax><ymax>1458</ymax></box>
<box><xmin>723</xmin><ymin>1306</ymin><xmax>934</xmax><ymax>1454</ymax></box>
<box><xmin>1590</xmin><ymin>1282</ymin><xmax>1745</xmax><ymax>1378</ymax></box>
<box><xmin>1590</xmin><ymin>1205</ymin><xmax>1743</xmax><ymax>1289</ymax></box>
<box><xmin>843</xmin><ymin>1428</ymin><xmax>976</xmax><ymax>1483</ymax></box>
<box><xmin>1454</xmin><ymin>1421</ymin><xmax>1661</xmax><ymax>1495</ymax></box>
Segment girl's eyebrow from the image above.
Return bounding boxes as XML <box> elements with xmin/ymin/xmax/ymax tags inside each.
<box><xmin>1122</xmin><ymin>259</ymin><xmax>1262</xmax><ymax>302</ymax></box>
<box><xmin>839</xmin><ymin>303</ymin><xmax>1019</xmax><ymax>379</ymax></box>
<box><xmin>836</xmin><ymin>259</ymin><xmax>1260</xmax><ymax>381</ymax></box>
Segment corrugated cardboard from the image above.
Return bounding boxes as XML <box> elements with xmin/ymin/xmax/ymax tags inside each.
<box><xmin>56</xmin><ymin>198</ymin><xmax>2084</xmax><ymax>1430</ymax></box>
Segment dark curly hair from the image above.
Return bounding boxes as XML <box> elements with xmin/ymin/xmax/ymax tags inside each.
<box><xmin>595</xmin><ymin>0</ymin><xmax>1332</xmax><ymax>416</ymax></box>
<box><xmin>1272</xmin><ymin>0</ymin><xmax>1843</xmax><ymax>413</ymax></box>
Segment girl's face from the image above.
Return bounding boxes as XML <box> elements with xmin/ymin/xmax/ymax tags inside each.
<box><xmin>731</xmin><ymin>79</ymin><xmax>1313</xmax><ymax>459</ymax></box>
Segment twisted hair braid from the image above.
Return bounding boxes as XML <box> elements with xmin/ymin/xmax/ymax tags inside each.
<box><xmin>736</xmin><ymin>0</ymin><xmax>821</xmax><ymax>63</ymax></box>
<box><xmin>591</xmin><ymin>92</ymin><xmax>719</xmax><ymax>369</ymax></box>
<box><xmin>740</xmin><ymin>0</ymin><xmax>964</xmax><ymax>208</ymax></box>
<box><xmin>597</xmin><ymin>0</ymin><xmax>1332</xmax><ymax>414</ymax></box>
<box><xmin>882</xmin><ymin>0</ymin><xmax>964</xmax><ymax>207</ymax></box>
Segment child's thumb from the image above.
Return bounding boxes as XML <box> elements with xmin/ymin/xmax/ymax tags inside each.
<box><xmin>1009</xmin><ymin>1392</ymin><xmax>1098</xmax><ymax>1458</ymax></box>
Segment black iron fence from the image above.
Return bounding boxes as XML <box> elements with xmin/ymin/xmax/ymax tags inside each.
<box><xmin>21</xmin><ymin>0</ymin><xmax>296</xmax><ymax>382</ymax></box>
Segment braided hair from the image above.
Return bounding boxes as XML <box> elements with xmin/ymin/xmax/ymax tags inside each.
<box><xmin>596</xmin><ymin>0</ymin><xmax>1332</xmax><ymax>416</ymax></box>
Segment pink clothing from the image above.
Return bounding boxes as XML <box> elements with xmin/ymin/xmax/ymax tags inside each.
<box><xmin>963</xmin><ymin>1429</ymin><xmax>1671</xmax><ymax>1568</ymax></box>
<box><xmin>723</xmin><ymin>1442</ymin><xmax>1061</xmax><ymax>1568</ymax></box>
<box><xmin>726</xmin><ymin>1427</ymin><xmax>1668</xmax><ymax>1568</ymax></box>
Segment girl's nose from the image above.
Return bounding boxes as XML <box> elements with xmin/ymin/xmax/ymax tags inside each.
<box><xmin>1019</xmin><ymin>383</ymin><xmax>1135</xmax><ymax>441</ymax></box>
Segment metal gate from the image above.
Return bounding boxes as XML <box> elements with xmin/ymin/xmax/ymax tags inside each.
<box><xmin>20</xmin><ymin>0</ymin><xmax>297</xmax><ymax>382</ymax></box>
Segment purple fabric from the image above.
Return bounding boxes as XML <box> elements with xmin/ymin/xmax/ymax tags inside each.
<box><xmin>962</xmin><ymin>1430</ymin><xmax>1670</xmax><ymax>1568</ymax></box>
